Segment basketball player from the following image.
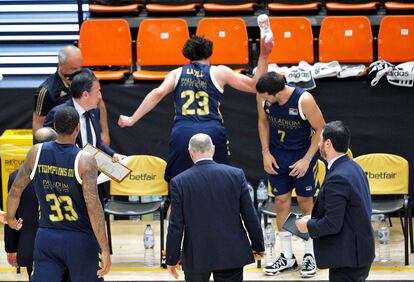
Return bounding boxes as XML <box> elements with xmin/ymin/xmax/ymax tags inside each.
<box><xmin>118</xmin><ymin>35</ymin><xmax>273</xmax><ymax>182</ymax></box>
<box><xmin>6</xmin><ymin>107</ymin><xmax>110</xmax><ymax>282</ymax></box>
<box><xmin>256</xmin><ymin>72</ymin><xmax>325</xmax><ymax>277</ymax></box>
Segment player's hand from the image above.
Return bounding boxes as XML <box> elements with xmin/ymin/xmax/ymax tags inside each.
<box><xmin>167</xmin><ymin>263</ymin><xmax>181</xmax><ymax>279</ymax></box>
<box><xmin>260</xmin><ymin>38</ymin><xmax>274</xmax><ymax>56</ymax></box>
<box><xmin>7</xmin><ymin>253</ymin><xmax>18</xmax><ymax>267</ymax></box>
<box><xmin>263</xmin><ymin>151</ymin><xmax>278</xmax><ymax>175</ymax></box>
<box><xmin>97</xmin><ymin>250</ymin><xmax>111</xmax><ymax>278</ymax></box>
<box><xmin>118</xmin><ymin>115</ymin><xmax>134</xmax><ymax>128</ymax></box>
<box><xmin>7</xmin><ymin>217</ymin><xmax>23</xmax><ymax>230</ymax></box>
<box><xmin>288</xmin><ymin>158</ymin><xmax>310</xmax><ymax>178</ymax></box>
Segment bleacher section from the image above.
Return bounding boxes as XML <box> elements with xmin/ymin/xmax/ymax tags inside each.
<box><xmin>0</xmin><ymin>0</ymin><xmax>88</xmax><ymax>76</ymax></box>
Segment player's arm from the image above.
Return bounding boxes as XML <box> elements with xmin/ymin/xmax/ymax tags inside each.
<box><xmin>215</xmin><ymin>40</ymin><xmax>272</xmax><ymax>93</ymax></box>
<box><xmin>97</xmin><ymin>99</ymin><xmax>110</xmax><ymax>146</ymax></box>
<box><xmin>6</xmin><ymin>145</ymin><xmax>39</xmax><ymax>229</ymax></box>
<box><xmin>289</xmin><ymin>92</ymin><xmax>325</xmax><ymax>178</ymax></box>
<box><xmin>257</xmin><ymin>95</ymin><xmax>278</xmax><ymax>175</ymax></box>
<box><xmin>118</xmin><ymin>69</ymin><xmax>179</xmax><ymax>128</ymax></box>
<box><xmin>79</xmin><ymin>152</ymin><xmax>111</xmax><ymax>277</ymax></box>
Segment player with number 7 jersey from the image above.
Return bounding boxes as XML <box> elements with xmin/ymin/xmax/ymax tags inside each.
<box><xmin>118</xmin><ymin>35</ymin><xmax>273</xmax><ymax>182</ymax></box>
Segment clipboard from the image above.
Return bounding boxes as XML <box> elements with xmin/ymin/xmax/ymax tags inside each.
<box><xmin>82</xmin><ymin>144</ymin><xmax>131</xmax><ymax>183</ymax></box>
<box><xmin>283</xmin><ymin>212</ymin><xmax>310</xmax><ymax>241</ymax></box>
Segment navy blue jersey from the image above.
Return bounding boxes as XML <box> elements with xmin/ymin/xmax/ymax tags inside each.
<box><xmin>265</xmin><ymin>86</ymin><xmax>313</xmax><ymax>151</ymax></box>
<box><xmin>173</xmin><ymin>63</ymin><xmax>224</xmax><ymax>123</ymax></box>
<box><xmin>31</xmin><ymin>141</ymin><xmax>93</xmax><ymax>234</ymax></box>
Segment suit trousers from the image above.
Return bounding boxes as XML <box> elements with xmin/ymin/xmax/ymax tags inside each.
<box><xmin>184</xmin><ymin>267</ymin><xmax>243</xmax><ymax>282</ymax></box>
<box><xmin>329</xmin><ymin>264</ymin><xmax>371</xmax><ymax>282</ymax></box>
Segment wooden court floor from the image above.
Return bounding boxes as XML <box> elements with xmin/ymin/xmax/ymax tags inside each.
<box><xmin>1</xmin><ymin>217</ymin><xmax>413</xmax><ymax>281</ymax></box>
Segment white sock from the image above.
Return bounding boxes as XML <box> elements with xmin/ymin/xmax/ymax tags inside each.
<box><xmin>304</xmin><ymin>238</ymin><xmax>314</xmax><ymax>256</ymax></box>
<box><xmin>279</xmin><ymin>231</ymin><xmax>293</xmax><ymax>259</ymax></box>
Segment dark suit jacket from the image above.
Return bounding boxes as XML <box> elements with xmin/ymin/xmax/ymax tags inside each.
<box><xmin>43</xmin><ymin>99</ymin><xmax>114</xmax><ymax>156</ymax></box>
<box><xmin>4</xmin><ymin>170</ymin><xmax>39</xmax><ymax>267</ymax></box>
<box><xmin>307</xmin><ymin>155</ymin><xmax>375</xmax><ymax>269</ymax></box>
<box><xmin>166</xmin><ymin>160</ymin><xmax>264</xmax><ymax>273</ymax></box>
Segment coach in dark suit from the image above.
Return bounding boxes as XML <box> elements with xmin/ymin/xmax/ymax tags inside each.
<box><xmin>296</xmin><ymin>121</ymin><xmax>375</xmax><ymax>282</ymax></box>
<box><xmin>4</xmin><ymin>127</ymin><xmax>57</xmax><ymax>280</ymax></box>
<box><xmin>166</xmin><ymin>133</ymin><xmax>264</xmax><ymax>282</ymax></box>
<box><xmin>43</xmin><ymin>68</ymin><xmax>122</xmax><ymax>159</ymax></box>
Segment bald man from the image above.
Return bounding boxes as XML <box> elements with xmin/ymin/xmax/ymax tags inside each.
<box><xmin>4</xmin><ymin>127</ymin><xmax>58</xmax><ymax>280</ymax></box>
<box><xmin>33</xmin><ymin>45</ymin><xmax>110</xmax><ymax>145</ymax></box>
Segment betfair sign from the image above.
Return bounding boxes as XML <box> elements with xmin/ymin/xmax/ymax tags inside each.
<box><xmin>365</xmin><ymin>171</ymin><xmax>397</xmax><ymax>179</ymax></box>
<box><xmin>129</xmin><ymin>173</ymin><xmax>157</xmax><ymax>181</ymax></box>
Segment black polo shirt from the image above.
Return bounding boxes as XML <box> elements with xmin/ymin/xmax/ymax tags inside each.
<box><xmin>34</xmin><ymin>71</ymin><xmax>71</xmax><ymax>116</ymax></box>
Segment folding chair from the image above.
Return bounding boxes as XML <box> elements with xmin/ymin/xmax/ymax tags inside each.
<box><xmin>354</xmin><ymin>153</ymin><xmax>412</xmax><ymax>265</ymax></box>
<box><xmin>268</xmin><ymin>17</ymin><xmax>314</xmax><ymax>64</ymax></box>
<box><xmin>385</xmin><ymin>1</ymin><xmax>414</xmax><ymax>11</ymax></box>
<box><xmin>78</xmin><ymin>19</ymin><xmax>132</xmax><ymax>80</ymax></box>
<box><xmin>104</xmin><ymin>155</ymin><xmax>169</xmax><ymax>266</ymax></box>
<box><xmin>378</xmin><ymin>16</ymin><xmax>414</xmax><ymax>63</ymax></box>
<box><xmin>319</xmin><ymin>16</ymin><xmax>373</xmax><ymax>63</ymax></box>
<box><xmin>325</xmin><ymin>1</ymin><xmax>379</xmax><ymax>12</ymax></box>
<box><xmin>133</xmin><ymin>18</ymin><xmax>189</xmax><ymax>81</ymax></box>
<box><xmin>196</xmin><ymin>17</ymin><xmax>249</xmax><ymax>73</ymax></box>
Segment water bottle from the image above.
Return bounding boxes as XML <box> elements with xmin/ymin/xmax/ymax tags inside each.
<box><xmin>378</xmin><ymin>216</ymin><xmax>391</xmax><ymax>262</ymax></box>
<box><xmin>257</xmin><ymin>179</ymin><xmax>268</xmax><ymax>202</ymax></box>
<box><xmin>264</xmin><ymin>222</ymin><xmax>276</xmax><ymax>265</ymax></box>
<box><xmin>128</xmin><ymin>195</ymin><xmax>140</xmax><ymax>221</ymax></box>
<box><xmin>247</xmin><ymin>182</ymin><xmax>254</xmax><ymax>202</ymax></box>
<box><xmin>143</xmin><ymin>224</ymin><xmax>155</xmax><ymax>266</ymax></box>
<box><xmin>257</xmin><ymin>14</ymin><xmax>273</xmax><ymax>43</ymax></box>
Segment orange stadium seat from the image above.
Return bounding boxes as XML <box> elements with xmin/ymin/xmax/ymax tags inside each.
<box><xmin>133</xmin><ymin>18</ymin><xmax>190</xmax><ymax>81</ymax></box>
<box><xmin>385</xmin><ymin>1</ymin><xmax>414</xmax><ymax>11</ymax></box>
<box><xmin>319</xmin><ymin>16</ymin><xmax>373</xmax><ymax>63</ymax></box>
<box><xmin>89</xmin><ymin>3</ymin><xmax>142</xmax><ymax>13</ymax></box>
<box><xmin>203</xmin><ymin>1</ymin><xmax>257</xmax><ymax>13</ymax></box>
<box><xmin>268</xmin><ymin>1</ymin><xmax>320</xmax><ymax>12</ymax></box>
<box><xmin>145</xmin><ymin>0</ymin><xmax>200</xmax><ymax>13</ymax></box>
<box><xmin>268</xmin><ymin>17</ymin><xmax>314</xmax><ymax>64</ymax></box>
<box><xmin>78</xmin><ymin>19</ymin><xmax>132</xmax><ymax>80</ymax></box>
<box><xmin>196</xmin><ymin>17</ymin><xmax>248</xmax><ymax>73</ymax></box>
<box><xmin>325</xmin><ymin>1</ymin><xmax>379</xmax><ymax>12</ymax></box>
<box><xmin>378</xmin><ymin>16</ymin><xmax>414</xmax><ymax>63</ymax></box>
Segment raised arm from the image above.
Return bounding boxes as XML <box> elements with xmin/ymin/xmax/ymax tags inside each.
<box><xmin>118</xmin><ymin>69</ymin><xmax>180</xmax><ymax>128</ymax></box>
<box><xmin>79</xmin><ymin>152</ymin><xmax>111</xmax><ymax>278</ymax></box>
<box><xmin>214</xmin><ymin>40</ymin><xmax>273</xmax><ymax>93</ymax></box>
<box><xmin>6</xmin><ymin>145</ymin><xmax>39</xmax><ymax>229</ymax></box>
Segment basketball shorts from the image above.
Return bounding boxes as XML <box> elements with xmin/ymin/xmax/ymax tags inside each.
<box><xmin>268</xmin><ymin>147</ymin><xmax>318</xmax><ymax>197</ymax></box>
<box><xmin>32</xmin><ymin>228</ymin><xmax>103</xmax><ymax>282</ymax></box>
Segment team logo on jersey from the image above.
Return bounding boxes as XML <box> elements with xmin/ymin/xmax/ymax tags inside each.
<box><xmin>60</xmin><ymin>90</ymin><xmax>67</xmax><ymax>97</ymax></box>
<box><xmin>305</xmin><ymin>186</ymin><xmax>312</xmax><ymax>191</ymax></box>
<box><xmin>289</xmin><ymin>108</ymin><xmax>298</xmax><ymax>115</ymax></box>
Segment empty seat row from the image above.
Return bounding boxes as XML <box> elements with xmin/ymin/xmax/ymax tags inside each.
<box><xmin>78</xmin><ymin>15</ymin><xmax>414</xmax><ymax>81</ymax></box>
<box><xmin>88</xmin><ymin>0</ymin><xmax>414</xmax><ymax>14</ymax></box>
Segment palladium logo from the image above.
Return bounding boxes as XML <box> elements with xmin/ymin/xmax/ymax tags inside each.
<box><xmin>129</xmin><ymin>173</ymin><xmax>157</xmax><ymax>181</ymax></box>
<box><xmin>365</xmin><ymin>171</ymin><xmax>396</xmax><ymax>179</ymax></box>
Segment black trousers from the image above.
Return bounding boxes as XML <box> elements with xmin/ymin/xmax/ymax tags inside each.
<box><xmin>329</xmin><ymin>264</ymin><xmax>371</xmax><ymax>282</ymax></box>
<box><xmin>184</xmin><ymin>267</ymin><xmax>243</xmax><ymax>282</ymax></box>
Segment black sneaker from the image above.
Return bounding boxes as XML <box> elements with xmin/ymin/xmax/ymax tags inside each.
<box><xmin>263</xmin><ymin>253</ymin><xmax>298</xmax><ymax>276</ymax></box>
<box><xmin>300</xmin><ymin>253</ymin><xmax>316</xmax><ymax>278</ymax></box>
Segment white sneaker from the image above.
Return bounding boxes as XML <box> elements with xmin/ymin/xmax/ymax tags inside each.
<box><xmin>263</xmin><ymin>253</ymin><xmax>298</xmax><ymax>276</ymax></box>
<box><xmin>300</xmin><ymin>253</ymin><xmax>317</xmax><ymax>278</ymax></box>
